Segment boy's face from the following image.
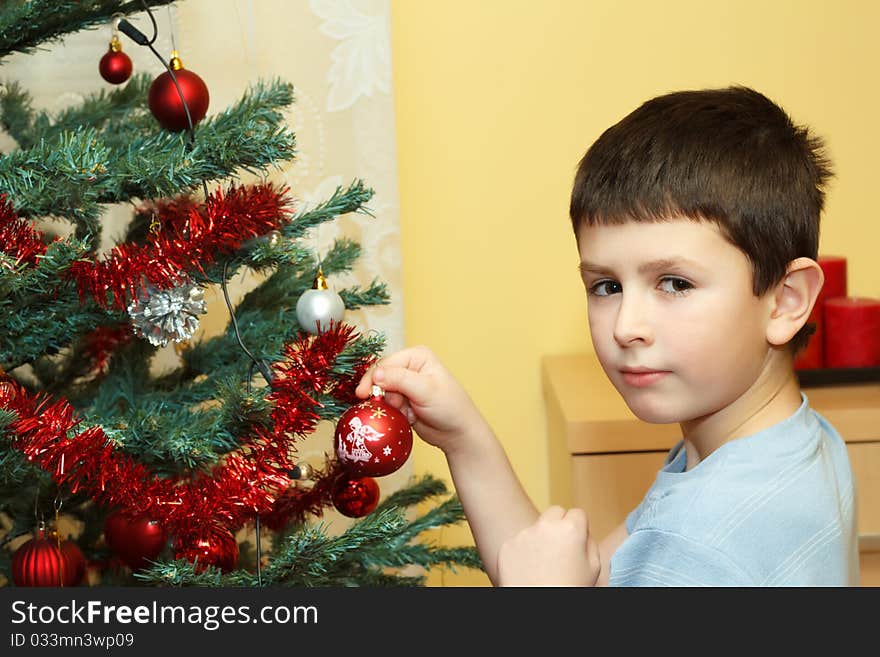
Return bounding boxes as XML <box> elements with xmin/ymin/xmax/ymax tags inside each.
<box><xmin>577</xmin><ymin>217</ymin><xmax>773</xmax><ymax>424</ymax></box>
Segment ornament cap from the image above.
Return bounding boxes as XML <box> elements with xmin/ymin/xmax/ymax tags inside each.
<box><xmin>289</xmin><ymin>462</ymin><xmax>313</xmax><ymax>480</ymax></box>
<box><xmin>169</xmin><ymin>49</ymin><xmax>184</xmax><ymax>71</ymax></box>
<box><xmin>109</xmin><ymin>34</ymin><xmax>122</xmax><ymax>52</ymax></box>
<box><xmin>371</xmin><ymin>384</ymin><xmax>384</xmax><ymax>398</ymax></box>
<box><xmin>34</xmin><ymin>521</ymin><xmax>52</xmax><ymax>541</ymax></box>
<box><xmin>312</xmin><ymin>268</ymin><xmax>329</xmax><ymax>290</ymax></box>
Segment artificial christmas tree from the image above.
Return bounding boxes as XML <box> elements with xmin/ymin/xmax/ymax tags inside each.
<box><xmin>0</xmin><ymin>0</ymin><xmax>480</xmax><ymax>587</ymax></box>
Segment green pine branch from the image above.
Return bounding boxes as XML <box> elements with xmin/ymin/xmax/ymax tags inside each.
<box><xmin>105</xmin><ymin>78</ymin><xmax>297</xmax><ymax>202</ymax></box>
<box><xmin>0</xmin><ymin>127</ymin><xmax>111</xmax><ymax>228</ymax></box>
<box><xmin>374</xmin><ymin>474</ymin><xmax>449</xmax><ymax>511</ymax></box>
<box><xmin>133</xmin><ymin>476</ymin><xmax>483</xmax><ymax>587</ymax></box>
<box><xmin>0</xmin><ymin>0</ymin><xmax>176</xmax><ymax>61</ymax></box>
<box><xmin>0</xmin><ymin>237</ymin><xmax>85</xmax><ymax>298</ymax></box>
<box><xmin>0</xmin><ymin>80</ymin><xmax>35</xmax><ymax>146</ymax></box>
<box><xmin>339</xmin><ymin>280</ymin><xmax>390</xmax><ymax>309</ymax></box>
<box><xmin>66</xmin><ymin>326</ymin><xmax>381</xmax><ymax>473</ymax></box>
<box><xmin>284</xmin><ymin>180</ymin><xmax>375</xmax><ymax>240</ymax></box>
<box><xmin>0</xmin><ymin>236</ymin><xmax>130</xmax><ymax>372</ymax></box>
<box><xmin>1</xmin><ymin>294</ymin><xmax>125</xmax><ymax>374</ymax></box>
<box><xmin>0</xmin><ymin>79</ymin><xmax>296</xmax><ymax>229</ymax></box>
<box><xmin>191</xmin><ymin>178</ymin><xmax>375</xmax><ymax>297</ymax></box>
<box><xmin>39</xmin><ymin>74</ymin><xmax>152</xmax><ymax>142</ymax></box>
<box><xmin>0</xmin><ymin>76</ymin><xmax>153</xmax><ymax>151</ymax></box>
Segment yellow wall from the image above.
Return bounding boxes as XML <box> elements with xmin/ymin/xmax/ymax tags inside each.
<box><xmin>390</xmin><ymin>0</ymin><xmax>880</xmax><ymax>585</ymax></box>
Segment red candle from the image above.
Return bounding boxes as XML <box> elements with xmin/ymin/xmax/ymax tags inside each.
<box><xmin>823</xmin><ymin>297</ymin><xmax>880</xmax><ymax>368</ymax></box>
<box><xmin>817</xmin><ymin>255</ymin><xmax>847</xmax><ymax>304</ymax></box>
<box><xmin>799</xmin><ymin>255</ymin><xmax>848</xmax><ymax>370</ymax></box>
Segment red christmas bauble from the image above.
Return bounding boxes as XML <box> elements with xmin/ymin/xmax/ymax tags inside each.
<box><xmin>104</xmin><ymin>510</ymin><xmax>167</xmax><ymax>571</ymax></box>
<box><xmin>11</xmin><ymin>528</ymin><xmax>85</xmax><ymax>587</ymax></box>
<box><xmin>148</xmin><ymin>56</ymin><xmax>209</xmax><ymax>132</ymax></box>
<box><xmin>331</xmin><ymin>474</ymin><xmax>380</xmax><ymax>518</ymax></box>
<box><xmin>173</xmin><ymin>527</ymin><xmax>238</xmax><ymax>573</ymax></box>
<box><xmin>334</xmin><ymin>386</ymin><xmax>413</xmax><ymax>477</ymax></box>
<box><xmin>60</xmin><ymin>540</ymin><xmax>87</xmax><ymax>585</ymax></box>
<box><xmin>99</xmin><ymin>46</ymin><xmax>132</xmax><ymax>84</ymax></box>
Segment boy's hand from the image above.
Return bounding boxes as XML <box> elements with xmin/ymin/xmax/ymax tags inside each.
<box><xmin>497</xmin><ymin>506</ymin><xmax>601</xmax><ymax>587</ymax></box>
<box><xmin>355</xmin><ymin>346</ymin><xmax>486</xmax><ymax>454</ymax></box>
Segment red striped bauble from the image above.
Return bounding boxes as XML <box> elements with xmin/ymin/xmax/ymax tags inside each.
<box><xmin>11</xmin><ymin>527</ymin><xmax>85</xmax><ymax>587</ymax></box>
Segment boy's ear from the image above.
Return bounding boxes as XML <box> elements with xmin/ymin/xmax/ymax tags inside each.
<box><xmin>766</xmin><ymin>257</ymin><xmax>824</xmax><ymax>346</ymax></box>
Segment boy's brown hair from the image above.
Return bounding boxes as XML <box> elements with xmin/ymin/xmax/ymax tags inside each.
<box><xmin>569</xmin><ymin>86</ymin><xmax>833</xmax><ymax>353</ymax></box>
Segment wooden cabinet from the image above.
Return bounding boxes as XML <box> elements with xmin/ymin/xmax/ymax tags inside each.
<box><xmin>542</xmin><ymin>353</ymin><xmax>880</xmax><ymax>586</ymax></box>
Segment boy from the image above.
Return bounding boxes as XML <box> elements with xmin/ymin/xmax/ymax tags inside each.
<box><xmin>356</xmin><ymin>86</ymin><xmax>858</xmax><ymax>586</ymax></box>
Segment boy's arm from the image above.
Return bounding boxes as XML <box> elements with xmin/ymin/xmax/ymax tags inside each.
<box><xmin>597</xmin><ymin>521</ymin><xmax>629</xmax><ymax>586</ymax></box>
<box><xmin>356</xmin><ymin>347</ymin><xmax>540</xmax><ymax>584</ymax></box>
<box><xmin>357</xmin><ymin>347</ymin><xmax>626</xmax><ymax>585</ymax></box>
<box><xmin>441</xmin><ymin>416</ymin><xmax>539</xmax><ymax>585</ymax></box>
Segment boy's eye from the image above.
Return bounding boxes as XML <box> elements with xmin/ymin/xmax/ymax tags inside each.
<box><xmin>589</xmin><ymin>280</ymin><xmax>622</xmax><ymax>296</ymax></box>
<box><xmin>659</xmin><ymin>277</ymin><xmax>693</xmax><ymax>295</ymax></box>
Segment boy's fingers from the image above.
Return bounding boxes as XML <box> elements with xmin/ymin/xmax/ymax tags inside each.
<box><xmin>405</xmin><ymin>406</ymin><xmax>416</xmax><ymax>425</ymax></box>
<box><xmin>373</xmin><ymin>366</ymin><xmax>431</xmax><ymax>405</ymax></box>
<box><xmin>586</xmin><ymin>536</ymin><xmax>601</xmax><ymax>581</ymax></box>
<box><xmin>372</xmin><ymin>347</ymin><xmax>434</xmax><ymax>379</ymax></box>
<box><xmin>355</xmin><ymin>374</ymin><xmax>372</xmax><ymax>398</ymax></box>
<box><xmin>356</xmin><ymin>364</ymin><xmax>383</xmax><ymax>398</ymax></box>
<box><xmin>383</xmin><ymin>390</ymin><xmax>406</xmax><ymax>409</ymax></box>
<box><xmin>564</xmin><ymin>508</ymin><xmax>588</xmax><ymax>534</ymax></box>
<box><xmin>355</xmin><ymin>382</ymin><xmax>416</xmax><ymax>426</ymax></box>
<box><xmin>356</xmin><ymin>347</ymin><xmax>434</xmax><ymax>399</ymax></box>
<box><xmin>541</xmin><ymin>506</ymin><xmax>566</xmax><ymax>522</ymax></box>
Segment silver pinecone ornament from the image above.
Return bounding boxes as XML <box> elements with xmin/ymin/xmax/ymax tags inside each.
<box><xmin>127</xmin><ymin>279</ymin><xmax>207</xmax><ymax>347</ymax></box>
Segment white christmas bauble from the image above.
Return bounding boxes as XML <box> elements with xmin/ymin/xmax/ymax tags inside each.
<box><xmin>296</xmin><ymin>288</ymin><xmax>345</xmax><ymax>334</ymax></box>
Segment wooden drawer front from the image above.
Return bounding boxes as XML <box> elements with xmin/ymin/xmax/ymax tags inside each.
<box><xmin>849</xmin><ymin>442</ymin><xmax>880</xmax><ymax>586</ymax></box>
<box><xmin>570</xmin><ymin>452</ymin><xmax>667</xmax><ymax>540</ymax></box>
<box><xmin>848</xmin><ymin>442</ymin><xmax>880</xmax><ymax>538</ymax></box>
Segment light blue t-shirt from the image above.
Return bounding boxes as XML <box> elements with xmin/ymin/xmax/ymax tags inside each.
<box><xmin>609</xmin><ymin>394</ymin><xmax>858</xmax><ymax>586</ymax></box>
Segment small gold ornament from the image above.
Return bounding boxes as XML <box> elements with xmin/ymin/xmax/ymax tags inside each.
<box><xmin>289</xmin><ymin>462</ymin><xmax>313</xmax><ymax>481</ymax></box>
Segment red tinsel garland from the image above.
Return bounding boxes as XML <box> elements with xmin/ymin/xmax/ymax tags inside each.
<box><xmin>0</xmin><ymin>322</ymin><xmax>373</xmax><ymax>544</ymax></box>
<box><xmin>0</xmin><ymin>185</ymin><xmax>375</xmax><ymax>541</ymax></box>
<box><xmin>68</xmin><ymin>183</ymin><xmax>293</xmax><ymax>310</ymax></box>
<box><xmin>0</xmin><ymin>185</ymin><xmax>293</xmax><ymax>311</ymax></box>
<box><xmin>81</xmin><ymin>325</ymin><xmax>133</xmax><ymax>375</ymax></box>
<box><xmin>0</xmin><ymin>195</ymin><xmax>51</xmax><ymax>267</ymax></box>
<box><xmin>260</xmin><ymin>460</ymin><xmax>346</xmax><ymax>531</ymax></box>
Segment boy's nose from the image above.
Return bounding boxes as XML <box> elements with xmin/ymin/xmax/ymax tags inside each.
<box><xmin>613</xmin><ymin>295</ymin><xmax>654</xmax><ymax>347</ymax></box>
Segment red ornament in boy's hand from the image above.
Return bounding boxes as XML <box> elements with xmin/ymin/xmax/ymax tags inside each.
<box><xmin>334</xmin><ymin>385</ymin><xmax>413</xmax><ymax>477</ymax></box>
